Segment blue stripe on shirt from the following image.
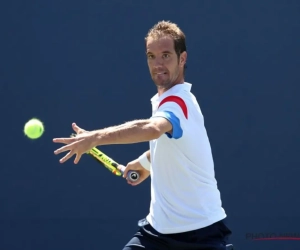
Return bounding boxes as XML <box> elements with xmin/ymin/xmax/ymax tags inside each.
<box><xmin>152</xmin><ymin>111</ymin><xmax>183</xmax><ymax>139</ymax></box>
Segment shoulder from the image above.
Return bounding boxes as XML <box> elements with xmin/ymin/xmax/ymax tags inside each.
<box><xmin>158</xmin><ymin>94</ymin><xmax>189</xmax><ymax>120</ymax></box>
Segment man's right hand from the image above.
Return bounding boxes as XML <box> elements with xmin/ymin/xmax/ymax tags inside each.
<box><xmin>118</xmin><ymin>159</ymin><xmax>150</xmax><ymax>186</ymax></box>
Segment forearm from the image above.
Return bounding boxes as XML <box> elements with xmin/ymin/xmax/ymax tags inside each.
<box><xmin>92</xmin><ymin>119</ymin><xmax>160</xmax><ymax>146</ymax></box>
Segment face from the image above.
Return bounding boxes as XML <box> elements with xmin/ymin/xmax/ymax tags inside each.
<box><xmin>146</xmin><ymin>36</ymin><xmax>187</xmax><ymax>91</ymax></box>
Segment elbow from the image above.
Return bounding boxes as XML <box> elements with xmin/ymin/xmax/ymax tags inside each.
<box><xmin>147</xmin><ymin>124</ymin><xmax>163</xmax><ymax>140</ymax></box>
<box><xmin>152</xmin><ymin>126</ymin><xmax>162</xmax><ymax>139</ymax></box>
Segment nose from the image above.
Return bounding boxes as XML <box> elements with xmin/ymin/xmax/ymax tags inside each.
<box><xmin>153</xmin><ymin>57</ymin><xmax>164</xmax><ymax>67</ymax></box>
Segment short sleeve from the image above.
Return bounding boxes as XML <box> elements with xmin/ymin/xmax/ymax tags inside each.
<box><xmin>152</xmin><ymin>111</ymin><xmax>182</xmax><ymax>139</ymax></box>
<box><xmin>151</xmin><ymin>95</ymin><xmax>188</xmax><ymax>139</ymax></box>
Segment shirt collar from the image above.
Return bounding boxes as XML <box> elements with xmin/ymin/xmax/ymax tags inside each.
<box><xmin>151</xmin><ymin>82</ymin><xmax>192</xmax><ymax>103</ymax></box>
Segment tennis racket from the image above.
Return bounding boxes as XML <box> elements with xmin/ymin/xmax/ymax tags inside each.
<box><xmin>70</xmin><ymin>133</ymin><xmax>140</xmax><ymax>182</ymax></box>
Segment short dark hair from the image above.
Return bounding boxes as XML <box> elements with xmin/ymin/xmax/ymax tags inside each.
<box><xmin>145</xmin><ymin>21</ymin><xmax>187</xmax><ymax>70</ymax></box>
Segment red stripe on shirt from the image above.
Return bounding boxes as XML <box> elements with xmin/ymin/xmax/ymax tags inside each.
<box><xmin>158</xmin><ymin>95</ymin><xmax>188</xmax><ymax>119</ymax></box>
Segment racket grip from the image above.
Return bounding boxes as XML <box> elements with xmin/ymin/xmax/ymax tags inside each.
<box><xmin>118</xmin><ymin>166</ymin><xmax>140</xmax><ymax>182</ymax></box>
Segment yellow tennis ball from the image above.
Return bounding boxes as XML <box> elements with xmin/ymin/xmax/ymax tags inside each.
<box><xmin>24</xmin><ymin>118</ymin><xmax>44</xmax><ymax>139</ymax></box>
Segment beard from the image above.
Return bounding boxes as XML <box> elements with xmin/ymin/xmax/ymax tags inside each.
<box><xmin>154</xmin><ymin>78</ymin><xmax>173</xmax><ymax>90</ymax></box>
<box><xmin>152</xmin><ymin>68</ymin><xmax>180</xmax><ymax>91</ymax></box>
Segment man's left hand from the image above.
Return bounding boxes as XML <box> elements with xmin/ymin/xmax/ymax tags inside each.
<box><xmin>53</xmin><ymin>123</ymin><xmax>95</xmax><ymax>164</ymax></box>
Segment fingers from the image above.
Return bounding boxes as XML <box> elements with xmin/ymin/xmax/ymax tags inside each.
<box><xmin>54</xmin><ymin>143</ymin><xmax>74</xmax><ymax>155</ymax></box>
<box><xmin>120</xmin><ymin>166</ymin><xmax>144</xmax><ymax>186</ymax></box>
<box><xmin>59</xmin><ymin>151</ymin><xmax>82</xmax><ymax>164</ymax></box>
<box><xmin>123</xmin><ymin>167</ymin><xmax>129</xmax><ymax>179</ymax></box>
<box><xmin>117</xmin><ymin>165</ymin><xmax>138</xmax><ymax>185</ymax></box>
<box><xmin>53</xmin><ymin>137</ymin><xmax>75</xmax><ymax>144</ymax></box>
<box><xmin>127</xmin><ymin>177</ymin><xmax>144</xmax><ymax>186</ymax></box>
<box><xmin>117</xmin><ymin>165</ymin><xmax>126</xmax><ymax>178</ymax></box>
<box><xmin>59</xmin><ymin>151</ymin><xmax>74</xmax><ymax>163</ymax></box>
<box><xmin>74</xmin><ymin>153</ymin><xmax>82</xmax><ymax>164</ymax></box>
<box><xmin>54</xmin><ymin>138</ymin><xmax>85</xmax><ymax>154</ymax></box>
<box><xmin>72</xmin><ymin>123</ymin><xmax>84</xmax><ymax>134</ymax></box>
<box><xmin>128</xmin><ymin>179</ymin><xmax>142</xmax><ymax>186</ymax></box>
<box><xmin>53</xmin><ymin>123</ymin><xmax>86</xmax><ymax>165</ymax></box>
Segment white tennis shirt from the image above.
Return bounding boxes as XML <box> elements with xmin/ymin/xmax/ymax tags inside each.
<box><xmin>145</xmin><ymin>82</ymin><xmax>226</xmax><ymax>234</ymax></box>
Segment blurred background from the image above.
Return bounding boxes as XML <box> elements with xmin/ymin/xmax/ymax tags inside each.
<box><xmin>0</xmin><ymin>0</ymin><xmax>299</xmax><ymax>249</ymax></box>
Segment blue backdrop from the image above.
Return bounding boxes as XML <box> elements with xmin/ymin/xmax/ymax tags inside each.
<box><xmin>1</xmin><ymin>1</ymin><xmax>299</xmax><ymax>249</ymax></box>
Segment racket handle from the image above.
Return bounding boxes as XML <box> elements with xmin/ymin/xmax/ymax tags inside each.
<box><xmin>118</xmin><ymin>166</ymin><xmax>140</xmax><ymax>182</ymax></box>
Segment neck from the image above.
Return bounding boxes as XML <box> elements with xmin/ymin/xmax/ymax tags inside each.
<box><xmin>157</xmin><ymin>77</ymin><xmax>185</xmax><ymax>96</ymax></box>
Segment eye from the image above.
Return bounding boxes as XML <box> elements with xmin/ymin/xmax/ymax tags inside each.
<box><xmin>162</xmin><ymin>54</ymin><xmax>170</xmax><ymax>58</ymax></box>
<box><xmin>147</xmin><ymin>54</ymin><xmax>154</xmax><ymax>59</ymax></box>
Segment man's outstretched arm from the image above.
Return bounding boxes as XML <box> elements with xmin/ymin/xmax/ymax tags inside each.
<box><xmin>92</xmin><ymin>118</ymin><xmax>172</xmax><ymax>146</ymax></box>
<box><xmin>53</xmin><ymin>119</ymin><xmax>171</xmax><ymax>164</ymax></box>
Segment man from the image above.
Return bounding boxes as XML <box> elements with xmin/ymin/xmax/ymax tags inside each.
<box><xmin>53</xmin><ymin>21</ymin><xmax>232</xmax><ymax>249</ymax></box>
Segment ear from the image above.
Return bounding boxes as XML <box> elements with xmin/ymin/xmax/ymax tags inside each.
<box><xmin>179</xmin><ymin>51</ymin><xmax>187</xmax><ymax>68</ymax></box>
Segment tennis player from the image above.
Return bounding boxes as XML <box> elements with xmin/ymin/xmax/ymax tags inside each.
<box><xmin>53</xmin><ymin>21</ymin><xmax>232</xmax><ymax>249</ymax></box>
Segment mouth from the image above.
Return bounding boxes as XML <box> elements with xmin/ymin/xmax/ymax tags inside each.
<box><xmin>155</xmin><ymin>72</ymin><xmax>167</xmax><ymax>75</ymax></box>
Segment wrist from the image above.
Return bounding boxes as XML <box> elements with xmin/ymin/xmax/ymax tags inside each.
<box><xmin>138</xmin><ymin>152</ymin><xmax>151</xmax><ymax>171</ymax></box>
<box><xmin>91</xmin><ymin>131</ymin><xmax>102</xmax><ymax>147</ymax></box>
